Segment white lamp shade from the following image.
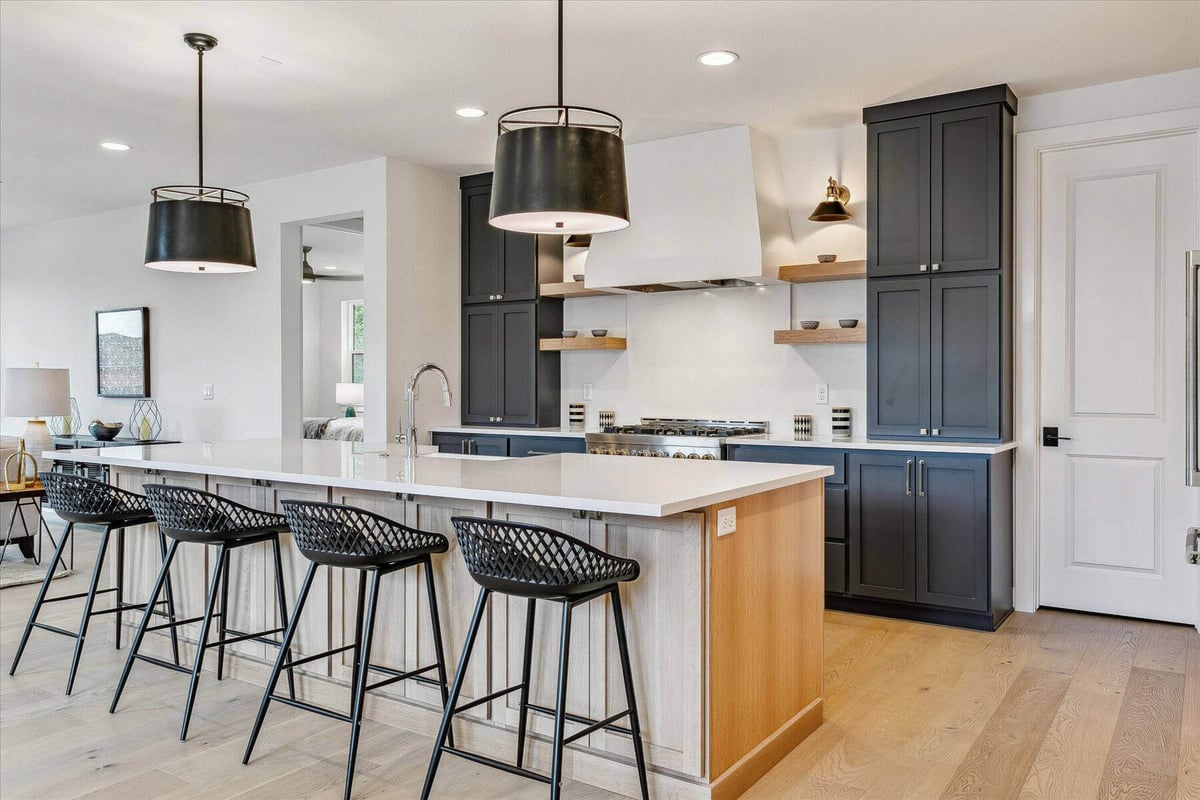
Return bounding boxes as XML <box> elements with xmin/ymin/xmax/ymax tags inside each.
<box><xmin>3</xmin><ymin>367</ymin><xmax>70</xmax><ymax>417</ymax></box>
<box><xmin>335</xmin><ymin>382</ymin><xmax>364</xmax><ymax>406</ymax></box>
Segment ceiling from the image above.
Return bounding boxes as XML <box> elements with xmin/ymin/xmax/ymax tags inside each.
<box><xmin>303</xmin><ymin>222</ymin><xmax>363</xmax><ymax>277</ymax></box>
<box><xmin>2</xmin><ymin>0</ymin><xmax>1197</xmax><ymax>229</ymax></box>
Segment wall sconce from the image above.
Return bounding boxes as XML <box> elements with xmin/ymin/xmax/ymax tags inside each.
<box><xmin>808</xmin><ymin>177</ymin><xmax>851</xmax><ymax>221</ymax></box>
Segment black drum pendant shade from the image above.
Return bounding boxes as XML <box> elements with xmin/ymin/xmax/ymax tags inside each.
<box><xmin>488</xmin><ymin>0</ymin><xmax>629</xmax><ymax>236</ymax></box>
<box><xmin>490</xmin><ymin>125</ymin><xmax>628</xmax><ymax>234</ymax></box>
<box><xmin>145</xmin><ymin>33</ymin><xmax>256</xmax><ymax>273</ymax></box>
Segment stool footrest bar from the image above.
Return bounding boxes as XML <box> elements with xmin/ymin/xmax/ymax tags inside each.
<box><xmin>439</xmin><ymin>746</ymin><xmax>552</xmax><ymax>784</ymax></box>
<box><xmin>205</xmin><ymin>627</ymin><xmax>286</xmax><ymax>648</ymax></box>
<box><xmin>270</xmin><ymin>694</ymin><xmax>353</xmax><ymax>724</ymax></box>
<box><xmin>135</xmin><ymin>654</ymin><xmax>193</xmax><ymax>674</ymax></box>
<box><xmin>363</xmin><ymin>663</ymin><xmax>438</xmax><ymax>692</ymax></box>
<box><xmin>562</xmin><ymin>709</ymin><xmax>633</xmax><ymax>745</ymax></box>
<box><xmin>450</xmin><ymin>682</ymin><xmax>525</xmax><ymax>716</ymax></box>
<box><xmin>30</xmin><ymin>622</ymin><xmax>77</xmax><ymax>638</ymax></box>
<box><xmin>282</xmin><ymin>644</ymin><xmax>355</xmax><ymax>670</ymax></box>
<box><xmin>525</xmin><ymin>702</ymin><xmax>634</xmax><ymax>738</ymax></box>
<box><xmin>40</xmin><ymin>587</ymin><xmax>118</xmax><ymax>604</ymax></box>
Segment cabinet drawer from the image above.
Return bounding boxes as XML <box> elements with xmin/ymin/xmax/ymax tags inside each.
<box><xmin>825</xmin><ymin>542</ymin><xmax>847</xmax><ymax>594</ymax></box>
<box><xmin>726</xmin><ymin>445</ymin><xmax>845</xmax><ymax>485</ymax></box>
<box><xmin>431</xmin><ymin>433</ymin><xmax>509</xmax><ymax>456</ymax></box>
<box><xmin>508</xmin><ymin>436</ymin><xmax>586</xmax><ymax>457</ymax></box>
<box><xmin>825</xmin><ymin>486</ymin><xmax>847</xmax><ymax>541</ymax></box>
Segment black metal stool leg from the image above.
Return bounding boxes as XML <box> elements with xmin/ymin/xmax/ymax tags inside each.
<box><xmin>158</xmin><ymin>530</ymin><xmax>181</xmax><ymax>666</ymax></box>
<box><xmin>420</xmin><ymin>587</ymin><xmax>490</xmax><ymax>800</ymax></box>
<box><xmin>516</xmin><ymin>597</ymin><xmax>536</xmax><ymax>768</ymax></box>
<box><xmin>114</xmin><ymin>528</ymin><xmax>125</xmax><ymax>650</ymax></box>
<box><xmin>111</xmin><ymin>539</ymin><xmax>180</xmax><ymax>713</ymax></box>
<box><xmin>243</xmin><ymin>561</ymin><xmax>319</xmax><ymax>764</ymax></box>
<box><xmin>611</xmin><ymin>587</ymin><xmax>650</xmax><ymax>800</ymax></box>
<box><xmin>217</xmin><ymin>547</ymin><xmax>230</xmax><ymax>681</ymax></box>
<box><xmin>270</xmin><ymin>535</ymin><xmax>296</xmax><ymax>701</ymax></box>
<box><xmin>344</xmin><ymin>568</ymin><xmax>382</xmax><ymax>800</ymax></box>
<box><xmin>549</xmin><ymin>600</ymin><xmax>573</xmax><ymax>800</ymax></box>
<box><xmin>64</xmin><ymin>525</ymin><xmax>113</xmax><ymax>696</ymax></box>
<box><xmin>422</xmin><ymin>555</ymin><xmax>455</xmax><ymax>749</ymax></box>
<box><xmin>9</xmin><ymin>522</ymin><xmax>74</xmax><ymax>676</ymax></box>
<box><xmin>180</xmin><ymin>543</ymin><xmax>228</xmax><ymax>742</ymax></box>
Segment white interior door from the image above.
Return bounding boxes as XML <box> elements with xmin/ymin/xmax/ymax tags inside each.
<box><xmin>1038</xmin><ymin>123</ymin><xmax>1199</xmax><ymax>624</ymax></box>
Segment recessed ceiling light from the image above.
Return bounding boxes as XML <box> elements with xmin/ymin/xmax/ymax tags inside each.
<box><xmin>456</xmin><ymin>107</ymin><xmax>487</xmax><ymax>118</ymax></box>
<box><xmin>697</xmin><ymin>50</ymin><xmax>739</xmax><ymax>67</ymax></box>
<box><xmin>100</xmin><ymin>141</ymin><xmax>131</xmax><ymax>151</ymax></box>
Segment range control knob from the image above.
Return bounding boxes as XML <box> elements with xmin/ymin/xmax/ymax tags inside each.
<box><xmin>672</xmin><ymin>452</ymin><xmax>685</xmax><ymax>458</ymax></box>
<box><xmin>653</xmin><ymin>451</ymin><xmax>667</xmax><ymax>457</ymax></box>
<box><xmin>702</xmin><ymin>453</ymin><xmax>716</xmax><ymax>460</ymax></box>
<box><xmin>687</xmin><ymin>453</ymin><xmax>700</xmax><ymax>459</ymax></box>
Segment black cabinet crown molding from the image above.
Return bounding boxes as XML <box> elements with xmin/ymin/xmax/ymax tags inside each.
<box><xmin>862</xmin><ymin>83</ymin><xmax>1018</xmax><ymax>124</ymax></box>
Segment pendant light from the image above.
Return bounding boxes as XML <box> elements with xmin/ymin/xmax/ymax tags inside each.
<box><xmin>489</xmin><ymin>0</ymin><xmax>629</xmax><ymax>235</ymax></box>
<box><xmin>145</xmin><ymin>33</ymin><xmax>256</xmax><ymax>273</ymax></box>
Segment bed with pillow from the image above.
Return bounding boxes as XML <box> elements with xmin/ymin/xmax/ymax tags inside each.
<box><xmin>303</xmin><ymin>416</ymin><xmax>364</xmax><ymax>442</ymax></box>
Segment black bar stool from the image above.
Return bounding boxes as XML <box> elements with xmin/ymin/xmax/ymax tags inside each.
<box><xmin>8</xmin><ymin>472</ymin><xmax>180</xmax><ymax>695</ymax></box>
<box><xmin>110</xmin><ymin>484</ymin><xmax>296</xmax><ymax>741</ymax></box>
<box><xmin>243</xmin><ymin>500</ymin><xmax>454</xmax><ymax>800</ymax></box>
<box><xmin>421</xmin><ymin>516</ymin><xmax>650</xmax><ymax>800</ymax></box>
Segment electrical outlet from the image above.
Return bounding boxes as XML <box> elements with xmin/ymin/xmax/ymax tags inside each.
<box><xmin>815</xmin><ymin>383</ymin><xmax>829</xmax><ymax>405</ymax></box>
<box><xmin>202</xmin><ymin>383</ymin><xmax>214</xmax><ymax>400</ymax></box>
<box><xmin>716</xmin><ymin>506</ymin><xmax>737</xmax><ymax>537</ymax></box>
<box><xmin>583</xmin><ymin>383</ymin><xmax>594</xmax><ymax>401</ymax></box>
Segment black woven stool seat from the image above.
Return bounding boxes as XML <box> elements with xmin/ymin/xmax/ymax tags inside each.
<box><xmin>143</xmin><ymin>484</ymin><xmax>287</xmax><ymax>544</ymax></box>
<box><xmin>280</xmin><ymin>500</ymin><xmax>449</xmax><ymax>569</ymax></box>
<box><xmin>452</xmin><ymin>516</ymin><xmax>640</xmax><ymax>599</ymax></box>
<box><xmin>39</xmin><ymin>472</ymin><xmax>154</xmax><ymax>526</ymax></box>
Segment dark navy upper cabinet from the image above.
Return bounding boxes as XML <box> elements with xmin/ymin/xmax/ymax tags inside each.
<box><xmin>848</xmin><ymin>453</ymin><xmax>916</xmax><ymax>603</ymax></box>
<box><xmin>460</xmin><ymin>173</ymin><xmax>563</xmax><ymax>428</ymax></box>
<box><xmin>916</xmin><ymin>455</ymin><xmax>989</xmax><ymax>611</ymax></box>
<box><xmin>864</xmin><ymin>86</ymin><xmax>1015</xmax><ymax>444</ymax></box>
<box><xmin>931</xmin><ymin>105</ymin><xmax>1003</xmax><ymax>274</ymax></box>
<box><xmin>867</xmin><ymin>116</ymin><xmax>930</xmax><ymax>278</ymax></box>
<box><xmin>868</xmin><ymin>277</ymin><xmax>930</xmax><ymax>438</ymax></box>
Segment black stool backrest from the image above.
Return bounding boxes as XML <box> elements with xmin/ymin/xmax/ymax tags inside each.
<box><xmin>143</xmin><ymin>484</ymin><xmax>285</xmax><ymax>540</ymax></box>
<box><xmin>280</xmin><ymin>500</ymin><xmax>448</xmax><ymax>567</ymax></box>
<box><xmin>38</xmin><ymin>471</ymin><xmax>150</xmax><ymax>523</ymax></box>
<box><xmin>451</xmin><ymin>516</ymin><xmax>640</xmax><ymax>598</ymax></box>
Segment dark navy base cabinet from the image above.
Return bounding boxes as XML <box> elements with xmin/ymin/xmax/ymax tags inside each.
<box><xmin>431</xmin><ymin>432</ymin><xmax>585</xmax><ymax>458</ymax></box>
<box><xmin>728</xmin><ymin>443</ymin><xmax>1013</xmax><ymax>631</ymax></box>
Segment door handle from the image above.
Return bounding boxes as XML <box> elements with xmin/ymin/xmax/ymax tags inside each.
<box><xmin>1187</xmin><ymin>528</ymin><xmax>1199</xmax><ymax>565</ymax></box>
<box><xmin>918</xmin><ymin>459</ymin><xmax>925</xmax><ymax>496</ymax></box>
<box><xmin>1042</xmin><ymin>426</ymin><xmax>1072</xmax><ymax>447</ymax></box>
<box><xmin>905</xmin><ymin>459</ymin><xmax>913</xmax><ymax>496</ymax></box>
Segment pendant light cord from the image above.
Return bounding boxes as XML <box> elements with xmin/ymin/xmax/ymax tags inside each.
<box><xmin>197</xmin><ymin>47</ymin><xmax>204</xmax><ymax>186</ymax></box>
<box><xmin>557</xmin><ymin>0</ymin><xmax>563</xmax><ymax>108</ymax></box>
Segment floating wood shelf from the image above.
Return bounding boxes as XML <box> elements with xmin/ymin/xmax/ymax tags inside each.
<box><xmin>540</xmin><ymin>281</ymin><xmax>622</xmax><ymax>299</ymax></box>
<box><xmin>540</xmin><ymin>336</ymin><xmax>627</xmax><ymax>351</ymax></box>
<box><xmin>778</xmin><ymin>260</ymin><xmax>867</xmax><ymax>283</ymax></box>
<box><xmin>774</xmin><ymin>327</ymin><xmax>866</xmax><ymax>344</ymax></box>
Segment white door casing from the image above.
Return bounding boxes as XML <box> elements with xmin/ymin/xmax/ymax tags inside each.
<box><xmin>1018</xmin><ymin>110</ymin><xmax>1199</xmax><ymax>624</ymax></box>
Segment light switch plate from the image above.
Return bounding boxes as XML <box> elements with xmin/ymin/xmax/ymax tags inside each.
<box><xmin>815</xmin><ymin>383</ymin><xmax>829</xmax><ymax>404</ymax></box>
<box><xmin>202</xmin><ymin>384</ymin><xmax>214</xmax><ymax>400</ymax></box>
<box><xmin>583</xmin><ymin>383</ymin><xmax>594</xmax><ymax>401</ymax></box>
<box><xmin>717</xmin><ymin>506</ymin><xmax>737</xmax><ymax>537</ymax></box>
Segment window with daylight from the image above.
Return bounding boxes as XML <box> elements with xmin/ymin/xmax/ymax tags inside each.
<box><xmin>344</xmin><ymin>299</ymin><xmax>365</xmax><ymax>383</ymax></box>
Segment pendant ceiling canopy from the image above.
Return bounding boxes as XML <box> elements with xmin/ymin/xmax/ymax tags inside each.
<box><xmin>489</xmin><ymin>0</ymin><xmax>629</xmax><ymax>236</ymax></box>
<box><xmin>145</xmin><ymin>33</ymin><xmax>256</xmax><ymax>273</ymax></box>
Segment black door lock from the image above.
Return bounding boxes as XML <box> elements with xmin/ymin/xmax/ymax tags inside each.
<box><xmin>1042</xmin><ymin>426</ymin><xmax>1072</xmax><ymax>447</ymax></box>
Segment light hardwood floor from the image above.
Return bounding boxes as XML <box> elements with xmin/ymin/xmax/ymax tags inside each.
<box><xmin>1</xmin><ymin>528</ymin><xmax>1197</xmax><ymax>800</ymax></box>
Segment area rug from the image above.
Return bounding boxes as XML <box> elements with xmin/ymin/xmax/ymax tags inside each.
<box><xmin>0</xmin><ymin>551</ymin><xmax>69</xmax><ymax>589</ymax></box>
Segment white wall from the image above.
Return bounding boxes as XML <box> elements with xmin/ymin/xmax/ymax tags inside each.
<box><xmin>1</xmin><ymin>157</ymin><xmax>459</xmax><ymax>445</ymax></box>
<box><xmin>561</xmin><ymin>123</ymin><xmax>868</xmax><ymax>436</ymax></box>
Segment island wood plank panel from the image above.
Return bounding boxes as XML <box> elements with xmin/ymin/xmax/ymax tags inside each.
<box><xmin>4</xmin><ymin>527</ymin><xmax>1199</xmax><ymax>800</ymax></box>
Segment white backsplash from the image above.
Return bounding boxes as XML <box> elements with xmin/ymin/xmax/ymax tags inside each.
<box><xmin>560</xmin><ymin>279</ymin><xmax>866</xmax><ymax>438</ymax></box>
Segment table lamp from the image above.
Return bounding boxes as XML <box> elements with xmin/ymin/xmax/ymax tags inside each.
<box><xmin>335</xmin><ymin>382</ymin><xmax>363</xmax><ymax>417</ymax></box>
<box><xmin>3</xmin><ymin>366</ymin><xmax>70</xmax><ymax>489</ymax></box>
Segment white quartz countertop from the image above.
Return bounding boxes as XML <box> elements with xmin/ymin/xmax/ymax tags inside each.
<box><xmin>727</xmin><ymin>435</ymin><xmax>1017</xmax><ymax>455</ymax></box>
<box><xmin>47</xmin><ymin>439</ymin><xmax>832</xmax><ymax>518</ymax></box>
<box><xmin>428</xmin><ymin>426</ymin><xmax>586</xmax><ymax>439</ymax></box>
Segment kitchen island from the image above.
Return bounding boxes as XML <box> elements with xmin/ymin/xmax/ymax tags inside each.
<box><xmin>48</xmin><ymin>439</ymin><xmax>832</xmax><ymax>800</ymax></box>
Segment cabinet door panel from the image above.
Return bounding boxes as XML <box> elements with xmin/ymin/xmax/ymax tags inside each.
<box><xmin>462</xmin><ymin>186</ymin><xmax>502</xmax><ymax>304</ymax></box>
<box><xmin>824</xmin><ymin>485</ymin><xmax>847</xmax><ymax>541</ymax></box>
<box><xmin>931</xmin><ymin>275</ymin><xmax>1000</xmax><ymax>439</ymax></box>
<box><xmin>499</xmin><ymin>303</ymin><xmax>537</xmax><ymax>425</ymax></box>
<box><xmin>462</xmin><ymin>306</ymin><xmax>501</xmax><ymax>424</ymax></box>
<box><xmin>868</xmin><ymin>117</ymin><xmax>930</xmax><ymax>277</ymax></box>
<box><xmin>931</xmin><ymin>106</ymin><xmax>1001</xmax><ymax>273</ymax></box>
<box><xmin>848</xmin><ymin>453</ymin><xmax>916</xmax><ymax>602</ymax></box>
<box><xmin>868</xmin><ymin>277</ymin><xmax>930</xmax><ymax>437</ymax></box>
<box><xmin>508</xmin><ymin>435</ymin><xmax>586</xmax><ymax>457</ymax></box>
<box><xmin>825</xmin><ymin>542</ymin><xmax>847</xmax><ymax>594</ymax></box>
<box><xmin>501</xmin><ymin>231</ymin><xmax>538</xmax><ymax>302</ymax></box>
<box><xmin>916</xmin><ymin>456</ymin><xmax>989</xmax><ymax>610</ymax></box>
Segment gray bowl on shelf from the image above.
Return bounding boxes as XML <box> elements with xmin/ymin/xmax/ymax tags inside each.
<box><xmin>838</xmin><ymin>319</ymin><xmax>860</xmax><ymax>328</ymax></box>
<box><xmin>591</xmin><ymin>329</ymin><xmax>609</xmax><ymax>337</ymax></box>
<box><xmin>799</xmin><ymin>320</ymin><xmax>820</xmax><ymax>330</ymax></box>
<box><xmin>88</xmin><ymin>421</ymin><xmax>123</xmax><ymax>441</ymax></box>
<box><xmin>561</xmin><ymin>330</ymin><xmax>578</xmax><ymax>338</ymax></box>
<box><xmin>817</xmin><ymin>254</ymin><xmax>837</xmax><ymax>263</ymax></box>
<box><xmin>573</xmin><ymin>274</ymin><xmax>585</xmax><ymax>282</ymax></box>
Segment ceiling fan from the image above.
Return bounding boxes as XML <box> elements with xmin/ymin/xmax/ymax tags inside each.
<box><xmin>302</xmin><ymin>245</ymin><xmax>361</xmax><ymax>283</ymax></box>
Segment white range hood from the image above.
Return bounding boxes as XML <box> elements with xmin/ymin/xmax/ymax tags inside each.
<box><xmin>584</xmin><ymin>125</ymin><xmax>796</xmax><ymax>291</ymax></box>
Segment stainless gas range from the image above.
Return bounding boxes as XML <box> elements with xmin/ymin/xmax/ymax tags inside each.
<box><xmin>585</xmin><ymin>418</ymin><xmax>768</xmax><ymax>460</ymax></box>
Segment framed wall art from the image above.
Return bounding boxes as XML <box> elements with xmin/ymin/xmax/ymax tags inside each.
<box><xmin>96</xmin><ymin>306</ymin><xmax>150</xmax><ymax>398</ymax></box>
